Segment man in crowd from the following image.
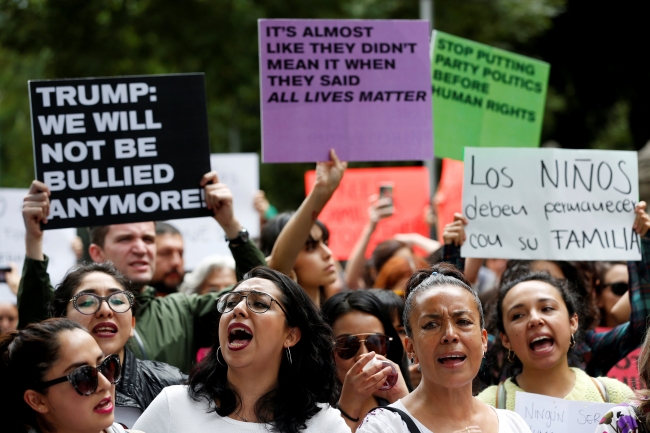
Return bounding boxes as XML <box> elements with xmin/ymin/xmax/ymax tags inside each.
<box><xmin>151</xmin><ymin>222</ymin><xmax>185</xmax><ymax>295</ymax></box>
<box><xmin>18</xmin><ymin>171</ymin><xmax>265</xmax><ymax>373</ymax></box>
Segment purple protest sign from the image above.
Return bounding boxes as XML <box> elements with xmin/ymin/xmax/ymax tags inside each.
<box><xmin>259</xmin><ymin>19</ymin><xmax>433</xmax><ymax>163</ymax></box>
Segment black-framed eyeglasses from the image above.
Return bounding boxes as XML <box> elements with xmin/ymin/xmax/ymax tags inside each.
<box><xmin>38</xmin><ymin>354</ymin><xmax>122</xmax><ymax>396</ymax></box>
<box><xmin>335</xmin><ymin>333</ymin><xmax>392</xmax><ymax>360</ymax></box>
<box><xmin>70</xmin><ymin>291</ymin><xmax>134</xmax><ymax>315</ymax></box>
<box><xmin>604</xmin><ymin>282</ymin><xmax>629</xmax><ymax>296</ymax></box>
<box><xmin>217</xmin><ymin>290</ymin><xmax>288</xmax><ymax>316</ymax></box>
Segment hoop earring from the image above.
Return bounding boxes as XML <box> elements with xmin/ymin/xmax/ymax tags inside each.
<box><xmin>286</xmin><ymin>347</ymin><xmax>293</xmax><ymax>366</ymax></box>
<box><xmin>216</xmin><ymin>347</ymin><xmax>227</xmax><ymax>367</ymax></box>
<box><xmin>570</xmin><ymin>334</ymin><xmax>576</xmax><ymax>348</ymax></box>
<box><xmin>410</xmin><ymin>357</ymin><xmax>415</xmax><ymax>364</ymax></box>
<box><xmin>507</xmin><ymin>350</ymin><xmax>515</xmax><ymax>362</ymax></box>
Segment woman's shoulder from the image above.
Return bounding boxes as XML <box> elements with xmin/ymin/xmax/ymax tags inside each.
<box><xmin>477</xmin><ymin>385</ymin><xmax>498</xmax><ymax>407</ymax></box>
<box><xmin>596</xmin><ymin>403</ymin><xmax>640</xmax><ymax>433</ymax></box>
<box><xmin>358</xmin><ymin>401</ymin><xmax>428</xmax><ymax>433</ymax></box>
<box><xmin>305</xmin><ymin>404</ymin><xmax>350</xmax><ymax>433</ymax></box>
<box><xmin>493</xmin><ymin>408</ymin><xmax>531</xmax><ymax>433</ymax></box>
<box><xmin>570</xmin><ymin>368</ymin><xmax>634</xmax><ymax>403</ymax></box>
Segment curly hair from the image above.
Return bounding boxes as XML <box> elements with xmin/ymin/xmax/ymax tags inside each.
<box><xmin>403</xmin><ymin>262</ymin><xmax>484</xmax><ymax>337</ymax></box>
<box><xmin>494</xmin><ymin>271</ymin><xmax>580</xmax><ymax>376</ymax></box>
<box><xmin>49</xmin><ymin>261</ymin><xmax>136</xmax><ymax>318</ymax></box>
<box><xmin>0</xmin><ymin>318</ymin><xmax>86</xmax><ymax>432</ymax></box>
<box><xmin>187</xmin><ymin>266</ymin><xmax>339</xmax><ymax>433</ymax></box>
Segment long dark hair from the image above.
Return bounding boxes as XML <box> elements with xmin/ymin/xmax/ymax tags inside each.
<box><xmin>49</xmin><ymin>261</ymin><xmax>136</xmax><ymax>318</ymax></box>
<box><xmin>187</xmin><ymin>267</ymin><xmax>338</xmax><ymax>433</ymax></box>
<box><xmin>0</xmin><ymin>318</ymin><xmax>87</xmax><ymax>433</ymax></box>
<box><xmin>321</xmin><ymin>290</ymin><xmax>406</xmax><ymax>383</ymax></box>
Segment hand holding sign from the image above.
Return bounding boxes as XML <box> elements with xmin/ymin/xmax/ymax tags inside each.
<box><xmin>633</xmin><ymin>202</ymin><xmax>650</xmax><ymax>236</ymax></box>
<box><xmin>200</xmin><ymin>171</ymin><xmax>240</xmax><ymax>239</ymax></box>
<box><xmin>443</xmin><ymin>213</ymin><xmax>468</xmax><ymax>247</ymax></box>
<box><xmin>22</xmin><ymin>181</ymin><xmax>51</xmax><ymax>260</ymax></box>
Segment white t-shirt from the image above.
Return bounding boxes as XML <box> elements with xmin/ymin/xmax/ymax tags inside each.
<box><xmin>358</xmin><ymin>400</ymin><xmax>531</xmax><ymax>433</ymax></box>
<box><xmin>133</xmin><ymin>385</ymin><xmax>350</xmax><ymax>433</ymax></box>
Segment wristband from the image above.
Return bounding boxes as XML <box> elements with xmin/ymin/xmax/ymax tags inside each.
<box><xmin>336</xmin><ymin>403</ymin><xmax>360</xmax><ymax>422</ymax></box>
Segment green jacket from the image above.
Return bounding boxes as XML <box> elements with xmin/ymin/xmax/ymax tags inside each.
<box><xmin>17</xmin><ymin>239</ymin><xmax>266</xmax><ymax>373</ymax></box>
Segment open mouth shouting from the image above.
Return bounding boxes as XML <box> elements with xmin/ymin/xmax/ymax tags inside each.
<box><xmin>529</xmin><ymin>334</ymin><xmax>554</xmax><ymax>354</ymax></box>
<box><xmin>228</xmin><ymin>323</ymin><xmax>253</xmax><ymax>351</ymax></box>
<box><xmin>437</xmin><ymin>352</ymin><xmax>467</xmax><ymax>368</ymax></box>
<box><xmin>92</xmin><ymin>322</ymin><xmax>118</xmax><ymax>338</ymax></box>
<box><xmin>94</xmin><ymin>396</ymin><xmax>113</xmax><ymax>414</ymax></box>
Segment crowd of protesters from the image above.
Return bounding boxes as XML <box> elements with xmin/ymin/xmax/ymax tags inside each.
<box><xmin>2</xmin><ymin>149</ymin><xmax>650</xmax><ymax>433</ymax></box>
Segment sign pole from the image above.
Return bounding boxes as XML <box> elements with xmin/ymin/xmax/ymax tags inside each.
<box><xmin>420</xmin><ymin>0</ymin><xmax>437</xmax><ymax>239</ymax></box>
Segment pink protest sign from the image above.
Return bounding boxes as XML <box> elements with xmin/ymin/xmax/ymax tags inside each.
<box><xmin>259</xmin><ymin>19</ymin><xmax>433</xmax><ymax>163</ymax></box>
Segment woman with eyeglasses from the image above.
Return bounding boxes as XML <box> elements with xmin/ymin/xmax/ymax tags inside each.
<box><xmin>133</xmin><ymin>266</ymin><xmax>348</xmax><ymax>433</ymax></box>
<box><xmin>49</xmin><ymin>262</ymin><xmax>185</xmax><ymax>428</ymax></box>
<box><xmin>357</xmin><ymin>264</ymin><xmax>530</xmax><ymax>433</ymax></box>
<box><xmin>0</xmin><ymin>318</ymin><xmax>128</xmax><ymax>433</ymax></box>
<box><xmin>322</xmin><ymin>291</ymin><xmax>410</xmax><ymax>431</ymax></box>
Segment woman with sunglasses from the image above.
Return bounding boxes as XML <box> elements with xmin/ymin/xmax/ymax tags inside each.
<box><xmin>358</xmin><ymin>264</ymin><xmax>530</xmax><ymax>433</ymax></box>
<box><xmin>595</xmin><ymin>261</ymin><xmax>629</xmax><ymax>328</ymax></box>
<box><xmin>49</xmin><ymin>262</ymin><xmax>186</xmax><ymax>428</ymax></box>
<box><xmin>322</xmin><ymin>291</ymin><xmax>410</xmax><ymax>431</ymax></box>
<box><xmin>133</xmin><ymin>267</ymin><xmax>348</xmax><ymax>433</ymax></box>
<box><xmin>0</xmin><ymin>318</ymin><xmax>127</xmax><ymax>433</ymax></box>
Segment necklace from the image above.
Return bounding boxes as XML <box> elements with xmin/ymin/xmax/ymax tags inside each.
<box><xmin>233</xmin><ymin>410</ymin><xmax>249</xmax><ymax>423</ymax></box>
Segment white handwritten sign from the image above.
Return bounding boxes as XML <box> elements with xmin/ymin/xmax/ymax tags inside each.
<box><xmin>461</xmin><ymin>148</ymin><xmax>640</xmax><ymax>260</ymax></box>
<box><xmin>515</xmin><ymin>391</ymin><xmax>615</xmax><ymax>433</ymax></box>
<box><xmin>164</xmin><ymin>153</ymin><xmax>260</xmax><ymax>270</ymax></box>
<box><xmin>0</xmin><ymin>188</ymin><xmax>77</xmax><ymax>285</ymax></box>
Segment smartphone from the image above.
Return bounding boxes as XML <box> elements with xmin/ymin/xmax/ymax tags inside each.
<box><xmin>379</xmin><ymin>182</ymin><xmax>394</xmax><ymax>205</ymax></box>
<box><xmin>0</xmin><ymin>266</ymin><xmax>11</xmax><ymax>283</ymax></box>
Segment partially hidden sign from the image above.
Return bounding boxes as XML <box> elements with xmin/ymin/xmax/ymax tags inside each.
<box><xmin>29</xmin><ymin>73</ymin><xmax>212</xmax><ymax>230</ymax></box>
<box><xmin>461</xmin><ymin>148</ymin><xmax>640</xmax><ymax>261</ymax></box>
<box><xmin>432</xmin><ymin>31</ymin><xmax>550</xmax><ymax>161</ymax></box>
<box><xmin>435</xmin><ymin>158</ymin><xmax>464</xmax><ymax>241</ymax></box>
<box><xmin>0</xmin><ymin>188</ymin><xmax>77</xmax><ymax>285</ymax></box>
<box><xmin>305</xmin><ymin>167</ymin><xmax>430</xmax><ymax>261</ymax></box>
<box><xmin>515</xmin><ymin>391</ymin><xmax>615</xmax><ymax>433</ymax></box>
<box><xmin>164</xmin><ymin>153</ymin><xmax>260</xmax><ymax>270</ymax></box>
<box><xmin>259</xmin><ymin>19</ymin><xmax>433</xmax><ymax>163</ymax></box>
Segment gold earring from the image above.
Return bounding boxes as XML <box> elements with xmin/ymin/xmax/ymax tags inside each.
<box><xmin>507</xmin><ymin>350</ymin><xmax>515</xmax><ymax>362</ymax></box>
<box><xmin>570</xmin><ymin>334</ymin><xmax>576</xmax><ymax>348</ymax></box>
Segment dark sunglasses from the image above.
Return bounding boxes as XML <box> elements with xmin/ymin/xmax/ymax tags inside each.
<box><xmin>335</xmin><ymin>334</ymin><xmax>392</xmax><ymax>360</ymax></box>
<box><xmin>605</xmin><ymin>282</ymin><xmax>629</xmax><ymax>296</ymax></box>
<box><xmin>38</xmin><ymin>354</ymin><xmax>122</xmax><ymax>396</ymax></box>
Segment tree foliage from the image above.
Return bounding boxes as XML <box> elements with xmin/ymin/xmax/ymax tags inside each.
<box><xmin>0</xmin><ymin>0</ymin><xmax>646</xmax><ymax>210</ymax></box>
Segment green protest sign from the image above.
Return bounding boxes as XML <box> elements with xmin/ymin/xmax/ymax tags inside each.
<box><xmin>431</xmin><ymin>31</ymin><xmax>550</xmax><ymax>160</ymax></box>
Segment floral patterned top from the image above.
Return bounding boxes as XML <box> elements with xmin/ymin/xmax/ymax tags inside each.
<box><xmin>597</xmin><ymin>403</ymin><xmax>649</xmax><ymax>433</ymax></box>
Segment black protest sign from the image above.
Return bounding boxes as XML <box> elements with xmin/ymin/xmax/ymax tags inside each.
<box><xmin>29</xmin><ymin>73</ymin><xmax>212</xmax><ymax>230</ymax></box>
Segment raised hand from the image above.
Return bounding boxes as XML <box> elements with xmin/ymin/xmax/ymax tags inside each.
<box><xmin>443</xmin><ymin>213</ymin><xmax>468</xmax><ymax>246</ymax></box>
<box><xmin>633</xmin><ymin>201</ymin><xmax>650</xmax><ymax>237</ymax></box>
